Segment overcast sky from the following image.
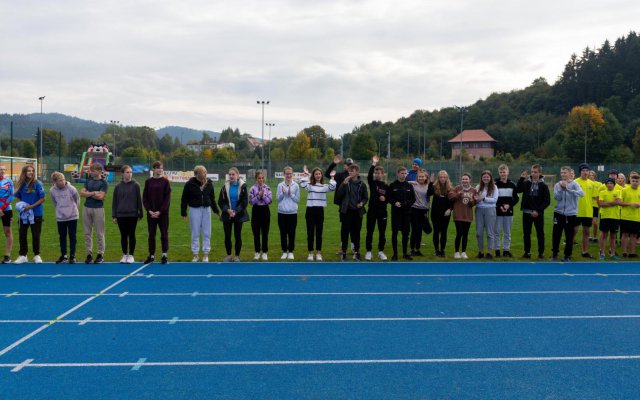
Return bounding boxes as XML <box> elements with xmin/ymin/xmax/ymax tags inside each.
<box><xmin>1</xmin><ymin>0</ymin><xmax>638</xmax><ymax>138</ymax></box>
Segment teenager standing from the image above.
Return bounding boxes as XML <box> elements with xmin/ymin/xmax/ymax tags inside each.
<box><xmin>0</xmin><ymin>165</ymin><xmax>14</xmax><ymax>263</ymax></box>
<box><xmin>300</xmin><ymin>166</ymin><xmax>336</xmax><ymax>261</ymax></box>
<box><xmin>551</xmin><ymin>166</ymin><xmax>584</xmax><ymax>262</ymax></box>
<box><xmin>335</xmin><ymin>164</ymin><xmax>368</xmax><ymax>261</ymax></box>
<box><xmin>143</xmin><ymin>161</ymin><xmax>171</xmax><ymax>264</ymax></box>
<box><xmin>112</xmin><ymin>165</ymin><xmax>143</xmax><ymax>264</ymax></box>
<box><xmin>219</xmin><ymin>167</ymin><xmax>249</xmax><ymax>262</ymax></box>
<box><xmin>449</xmin><ymin>173</ymin><xmax>477</xmax><ymax>260</ymax></box>
<box><xmin>249</xmin><ymin>171</ymin><xmax>272</xmax><ymax>260</ymax></box>
<box><xmin>276</xmin><ymin>166</ymin><xmax>300</xmax><ymax>260</ymax></box>
<box><xmin>388</xmin><ymin>167</ymin><xmax>415</xmax><ymax>261</ymax></box>
<box><xmin>431</xmin><ymin>170</ymin><xmax>454</xmax><ymax>257</ymax></box>
<box><xmin>409</xmin><ymin>169</ymin><xmax>433</xmax><ymax>257</ymax></box>
<box><xmin>50</xmin><ymin>172</ymin><xmax>80</xmax><ymax>264</ymax></box>
<box><xmin>80</xmin><ymin>163</ymin><xmax>108</xmax><ymax>264</ymax></box>
<box><xmin>516</xmin><ymin>164</ymin><xmax>550</xmax><ymax>259</ymax></box>
<box><xmin>494</xmin><ymin>164</ymin><xmax>519</xmax><ymax>257</ymax></box>
<box><xmin>13</xmin><ymin>165</ymin><xmax>45</xmax><ymax>264</ymax></box>
<box><xmin>475</xmin><ymin>170</ymin><xmax>498</xmax><ymax>259</ymax></box>
<box><xmin>365</xmin><ymin>155</ymin><xmax>389</xmax><ymax>261</ymax></box>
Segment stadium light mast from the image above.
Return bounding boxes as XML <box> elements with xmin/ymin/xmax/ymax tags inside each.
<box><xmin>38</xmin><ymin>96</ymin><xmax>45</xmax><ymax>178</ymax></box>
<box><xmin>110</xmin><ymin>120</ymin><xmax>120</xmax><ymax>159</ymax></box>
<box><xmin>266</xmin><ymin>122</ymin><xmax>275</xmax><ymax>180</ymax></box>
<box><xmin>257</xmin><ymin>100</ymin><xmax>270</xmax><ymax>172</ymax></box>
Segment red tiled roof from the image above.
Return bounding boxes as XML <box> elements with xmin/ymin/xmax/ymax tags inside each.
<box><xmin>448</xmin><ymin>129</ymin><xmax>496</xmax><ymax>143</ymax></box>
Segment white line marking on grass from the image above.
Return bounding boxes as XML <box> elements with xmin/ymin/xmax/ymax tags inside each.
<box><xmin>0</xmin><ymin>264</ymin><xmax>151</xmax><ymax>358</ymax></box>
<box><xmin>79</xmin><ymin>317</ymin><xmax>92</xmax><ymax>325</ymax></box>
<box><xmin>11</xmin><ymin>359</ymin><xmax>34</xmax><ymax>372</ymax></box>
<box><xmin>2</xmin><ymin>355</ymin><xmax>640</xmax><ymax>369</ymax></box>
<box><xmin>131</xmin><ymin>358</ymin><xmax>147</xmax><ymax>371</ymax></box>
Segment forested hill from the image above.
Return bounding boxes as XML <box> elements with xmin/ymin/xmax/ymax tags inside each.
<box><xmin>350</xmin><ymin>31</ymin><xmax>640</xmax><ymax>162</ymax></box>
<box><xmin>0</xmin><ymin>113</ymin><xmax>106</xmax><ymax>139</ymax></box>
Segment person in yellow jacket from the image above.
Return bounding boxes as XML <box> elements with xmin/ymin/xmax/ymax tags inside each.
<box><xmin>597</xmin><ymin>178</ymin><xmax>621</xmax><ymax>260</ymax></box>
<box><xmin>573</xmin><ymin>163</ymin><xmax>599</xmax><ymax>258</ymax></box>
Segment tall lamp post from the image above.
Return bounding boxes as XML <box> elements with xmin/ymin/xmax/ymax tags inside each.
<box><xmin>257</xmin><ymin>100</ymin><xmax>270</xmax><ymax>172</ymax></box>
<box><xmin>110</xmin><ymin>120</ymin><xmax>120</xmax><ymax>160</ymax></box>
<box><xmin>38</xmin><ymin>96</ymin><xmax>45</xmax><ymax>178</ymax></box>
<box><xmin>387</xmin><ymin>130</ymin><xmax>391</xmax><ymax>159</ymax></box>
<box><xmin>266</xmin><ymin>122</ymin><xmax>275</xmax><ymax>180</ymax></box>
<box><xmin>454</xmin><ymin>105</ymin><xmax>468</xmax><ymax>180</ymax></box>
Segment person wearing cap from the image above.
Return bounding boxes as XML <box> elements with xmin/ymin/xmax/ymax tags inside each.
<box><xmin>573</xmin><ymin>163</ymin><xmax>599</xmax><ymax>258</ymax></box>
<box><xmin>407</xmin><ymin>158</ymin><xmax>422</xmax><ymax>182</ymax></box>
<box><xmin>597</xmin><ymin>177</ymin><xmax>622</xmax><ymax>260</ymax></box>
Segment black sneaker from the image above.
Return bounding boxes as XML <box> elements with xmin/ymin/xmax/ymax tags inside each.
<box><xmin>84</xmin><ymin>254</ymin><xmax>93</xmax><ymax>264</ymax></box>
<box><xmin>581</xmin><ymin>252</ymin><xmax>593</xmax><ymax>259</ymax></box>
<box><xmin>391</xmin><ymin>254</ymin><xmax>398</xmax><ymax>261</ymax></box>
<box><xmin>495</xmin><ymin>250</ymin><xmax>501</xmax><ymax>257</ymax></box>
<box><xmin>341</xmin><ymin>253</ymin><xmax>347</xmax><ymax>261</ymax></box>
<box><xmin>413</xmin><ymin>250</ymin><xmax>424</xmax><ymax>257</ymax></box>
<box><xmin>502</xmin><ymin>251</ymin><xmax>512</xmax><ymax>257</ymax></box>
<box><xmin>94</xmin><ymin>254</ymin><xmax>104</xmax><ymax>264</ymax></box>
<box><xmin>144</xmin><ymin>255</ymin><xmax>155</xmax><ymax>264</ymax></box>
<box><xmin>2</xmin><ymin>255</ymin><xmax>10</xmax><ymax>264</ymax></box>
<box><xmin>161</xmin><ymin>255</ymin><xmax>168</xmax><ymax>264</ymax></box>
<box><xmin>485</xmin><ymin>253</ymin><xmax>493</xmax><ymax>259</ymax></box>
<box><xmin>562</xmin><ymin>257</ymin><xmax>571</xmax><ymax>262</ymax></box>
<box><xmin>69</xmin><ymin>256</ymin><xmax>76</xmax><ymax>264</ymax></box>
<box><xmin>537</xmin><ymin>253</ymin><xmax>545</xmax><ymax>260</ymax></box>
<box><xmin>56</xmin><ymin>255</ymin><xmax>68</xmax><ymax>264</ymax></box>
<box><xmin>522</xmin><ymin>253</ymin><xmax>531</xmax><ymax>259</ymax></box>
<box><xmin>629</xmin><ymin>254</ymin><xmax>638</xmax><ymax>258</ymax></box>
<box><xmin>477</xmin><ymin>252</ymin><xmax>484</xmax><ymax>259</ymax></box>
<box><xmin>403</xmin><ymin>254</ymin><xmax>413</xmax><ymax>260</ymax></box>
<box><xmin>353</xmin><ymin>252</ymin><xmax>361</xmax><ymax>261</ymax></box>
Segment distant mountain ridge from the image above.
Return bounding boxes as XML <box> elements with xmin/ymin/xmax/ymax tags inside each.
<box><xmin>0</xmin><ymin>113</ymin><xmax>220</xmax><ymax>142</ymax></box>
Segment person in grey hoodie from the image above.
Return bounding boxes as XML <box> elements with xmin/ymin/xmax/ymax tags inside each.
<box><xmin>551</xmin><ymin>166</ymin><xmax>584</xmax><ymax>261</ymax></box>
<box><xmin>50</xmin><ymin>172</ymin><xmax>80</xmax><ymax>264</ymax></box>
<box><xmin>112</xmin><ymin>165</ymin><xmax>143</xmax><ymax>264</ymax></box>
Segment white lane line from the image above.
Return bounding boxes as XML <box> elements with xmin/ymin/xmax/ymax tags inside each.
<box><xmin>119</xmin><ymin>291</ymin><xmax>129</xmax><ymax>297</ymax></box>
<box><xmin>4</xmin><ymin>273</ymin><xmax>640</xmax><ymax>278</ymax></box>
<box><xmin>169</xmin><ymin>317</ymin><xmax>179</xmax><ymax>325</ymax></box>
<box><xmin>191</xmin><ymin>291</ymin><xmax>199</xmax><ymax>297</ymax></box>
<box><xmin>79</xmin><ymin>317</ymin><xmax>93</xmax><ymax>325</ymax></box>
<box><xmin>146</xmin><ymin>274</ymin><xmax>154</xmax><ymax>279</ymax></box>
<box><xmin>2</xmin><ymin>355</ymin><xmax>640</xmax><ymax>369</ymax></box>
<box><xmin>131</xmin><ymin>358</ymin><xmax>147</xmax><ymax>371</ymax></box>
<box><xmin>10</xmin><ymin>359</ymin><xmax>34</xmax><ymax>372</ymax></box>
<box><xmin>5</xmin><ymin>291</ymin><xmax>18</xmax><ymax>298</ymax></box>
<box><xmin>52</xmin><ymin>274</ymin><xmax>61</xmax><ymax>279</ymax></box>
<box><xmin>0</xmin><ymin>264</ymin><xmax>151</xmax><ymax>358</ymax></box>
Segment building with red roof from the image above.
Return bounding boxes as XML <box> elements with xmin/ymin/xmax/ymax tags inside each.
<box><xmin>448</xmin><ymin>129</ymin><xmax>496</xmax><ymax>159</ymax></box>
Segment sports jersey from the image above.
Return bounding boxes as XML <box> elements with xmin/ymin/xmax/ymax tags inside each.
<box><xmin>620</xmin><ymin>185</ymin><xmax>640</xmax><ymax>222</ymax></box>
<box><xmin>598</xmin><ymin>188</ymin><xmax>621</xmax><ymax>220</ymax></box>
<box><xmin>575</xmin><ymin>177</ymin><xmax>597</xmax><ymax>218</ymax></box>
<box><xmin>0</xmin><ymin>177</ymin><xmax>14</xmax><ymax>211</ymax></box>
<box><xmin>591</xmin><ymin>181</ymin><xmax>603</xmax><ymax>208</ymax></box>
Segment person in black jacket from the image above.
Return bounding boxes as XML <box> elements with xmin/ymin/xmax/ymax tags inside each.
<box><xmin>181</xmin><ymin>165</ymin><xmax>220</xmax><ymax>263</ymax></box>
<box><xmin>112</xmin><ymin>165</ymin><xmax>143</xmax><ymax>264</ymax></box>
<box><xmin>218</xmin><ymin>167</ymin><xmax>249</xmax><ymax>262</ymax></box>
<box><xmin>325</xmin><ymin>155</ymin><xmax>353</xmax><ymax>254</ymax></box>
<box><xmin>431</xmin><ymin>170</ymin><xmax>454</xmax><ymax>257</ymax></box>
<box><xmin>388</xmin><ymin>166</ymin><xmax>416</xmax><ymax>260</ymax></box>
<box><xmin>335</xmin><ymin>164</ymin><xmax>368</xmax><ymax>261</ymax></box>
<box><xmin>516</xmin><ymin>164</ymin><xmax>551</xmax><ymax>259</ymax></box>
<box><xmin>365</xmin><ymin>155</ymin><xmax>389</xmax><ymax>261</ymax></box>
<box><xmin>494</xmin><ymin>164</ymin><xmax>519</xmax><ymax>257</ymax></box>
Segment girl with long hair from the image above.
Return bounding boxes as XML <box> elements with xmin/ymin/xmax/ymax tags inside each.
<box><xmin>218</xmin><ymin>167</ymin><xmax>249</xmax><ymax>262</ymax></box>
<box><xmin>431</xmin><ymin>170</ymin><xmax>454</xmax><ymax>257</ymax></box>
<box><xmin>13</xmin><ymin>165</ymin><xmax>46</xmax><ymax>264</ymax></box>
<box><xmin>300</xmin><ymin>165</ymin><xmax>336</xmax><ymax>261</ymax></box>
<box><xmin>249</xmin><ymin>171</ymin><xmax>272</xmax><ymax>260</ymax></box>
<box><xmin>475</xmin><ymin>170</ymin><xmax>499</xmax><ymax>259</ymax></box>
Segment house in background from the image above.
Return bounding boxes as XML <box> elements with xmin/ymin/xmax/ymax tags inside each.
<box><xmin>448</xmin><ymin>129</ymin><xmax>496</xmax><ymax>160</ymax></box>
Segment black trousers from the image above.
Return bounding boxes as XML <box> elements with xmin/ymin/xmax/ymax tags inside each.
<box><xmin>410</xmin><ymin>208</ymin><xmax>430</xmax><ymax>251</ymax></box>
<box><xmin>278</xmin><ymin>213</ymin><xmax>297</xmax><ymax>252</ymax></box>
<box><xmin>523</xmin><ymin>212</ymin><xmax>545</xmax><ymax>256</ymax></box>
<box><xmin>147</xmin><ymin>213</ymin><xmax>169</xmax><ymax>255</ymax></box>
<box><xmin>391</xmin><ymin>212</ymin><xmax>411</xmax><ymax>256</ymax></box>
<box><xmin>552</xmin><ymin>212</ymin><xmax>576</xmax><ymax>258</ymax></box>
<box><xmin>117</xmin><ymin>217</ymin><xmax>138</xmax><ymax>255</ymax></box>
<box><xmin>19</xmin><ymin>217</ymin><xmax>43</xmax><ymax>256</ymax></box>
<box><xmin>365</xmin><ymin>210</ymin><xmax>387</xmax><ymax>252</ymax></box>
<box><xmin>454</xmin><ymin>220</ymin><xmax>471</xmax><ymax>252</ymax></box>
<box><xmin>305</xmin><ymin>207</ymin><xmax>325</xmax><ymax>251</ymax></box>
<box><xmin>251</xmin><ymin>205</ymin><xmax>270</xmax><ymax>253</ymax></box>
<box><xmin>223</xmin><ymin>218</ymin><xmax>244</xmax><ymax>256</ymax></box>
<box><xmin>341</xmin><ymin>209</ymin><xmax>363</xmax><ymax>253</ymax></box>
<box><xmin>432</xmin><ymin>212</ymin><xmax>451</xmax><ymax>253</ymax></box>
<box><xmin>57</xmin><ymin>220</ymin><xmax>77</xmax><ymax>257</ymax></box>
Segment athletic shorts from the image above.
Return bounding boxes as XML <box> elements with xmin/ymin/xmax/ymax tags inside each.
<box><xmin>620</xmin><ymin>220</ymin><xmax>640</xmax><ymax>235</ymax></box>
<box><xmin>576</xmin><ymin>217</ymin><xmax>592</xmax><ymax>227</ymax></box>
<box><xmin>1</xmin><ymin>210</ymin><xmax>12</xmax><ymax>227</ymax></box>
<box><xmin>599</xmin><ymin>218</ymin><xmax>619</xmax><ymax>233</ymax></box>
<box><xmin>592</xmin><ymin>207</ymin><xmax>599</xmax><ymax>218</ymax></box>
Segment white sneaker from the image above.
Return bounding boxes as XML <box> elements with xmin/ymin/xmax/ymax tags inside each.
<box><xmin>14</xmin><ymin>255</ymin><xmax>28</xmax><ymax>264</ymax></box>
<box><xmin>307</xmin><ymin>253</ymin><xmax>314</xmax><ymax>261</ymax></box>
<box><xmin>461</xmin><ymin>252</ymin><xmax>469</xmax><ymax>259</ymax></box>
<box><xmin>287</xmin><ymin>252</ymin><xmax>294</xmax><ymax>260</ymax></box>
<box><xmin>364</xmin><ymin>251</ymin><xmax>372</xmax><ymax>261</ymax></box>
<box><xmin>454</xmin><ymin>252</ymin><xmax>461</xmax><ymax>259</ymax></box>
<box><xmin>120</xmin><ymin>254</ymin><xmax>128</xmax><ymax>264</ymax></box>
<box><xmin>254</xmin><ymin>252</ymin><xmax>260</xmax><ymax>261</ymax></box>
<box><xmin>350</xmin><ymin>242</ymin><xmax>355</xmax><ymax>254</ymax></box>
<box><xmin>127</xmin><ymin>255</ymin><xmax>135</xmax><ymax>264</ymax></box>
<box><xmin>33</xmin><ymin>255</ymin><xmax>43</xmax><ymax>264</ymax></box>
<box><xmin>378</xmin><ymin>251</ymin><xmax>388</xmax><ymax>261</ymax></box>
<box><xmin>192</xmin><ymin>254</ymin><xmax>199</xmax><ymax>262</ymax></box>
<box><xmin>202</xmin><ymin>254</ymin><xmax>209</xmax><ymax>262</ymax></box>
<box><xmin>261</xmin><ymin>252</ymin><xmax>268</xmax><ymax>261</ymax></box>
<box><xmin>315</xmin><ymin>253</ymin><xmax>323</xmax><ymax>261</ymax></box>
<box><xmin>281</xmin><ymin>252</ymin><xmax>288</xmax><ymax>260</ymax></box>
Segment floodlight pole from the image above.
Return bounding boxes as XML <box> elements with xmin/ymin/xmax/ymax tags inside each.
<box><xmin>257</xmin><ymin>100</ymin><xmax>270</xmax><ymax>172</ymax></box>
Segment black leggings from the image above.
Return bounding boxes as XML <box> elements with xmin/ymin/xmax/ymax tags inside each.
<box><xmin>251</xmin><ymin>205</ymin><xmax>270</xmax><ymax>253</ymax></box>
<box><xmin>305</xmin><ymin>207</ymin><xmax>324</xmax><ymax>251</ymax></box>
<box><xmin>147</xmin><ymin>214</ymin><xmax>169</xmax><ymax>255</ymax></box>
<box><xmin>454</xmin><ymin>220</ymin><xmax>471</xmax><ymax>252</ymax></box>
<box><xmin>278</xmin><ymin>213</ymin><xmax>297</xmax><ymax>252</ymax></box>
<box><xmin>410</xmin><ymin>208</ymin><xmax>430</xmax><ymax>251</ymax></box>
<box><xmin>223</xmin><ymin>219</ymin><xmax>244</xmax><ymax>256</ymax></box>
<box><xmin>341</xmin><ymin>210</ymin><xmax>363</xmax><ymax>253</ymax></box>
<box><xmin>19</xmin><ymin>217</ymin><xmax>42</xmax><ymax>256</ymax></box>
<box><xmin>391</xmin><ymin>213</ymin><xmax>411</xmax><ymax>256</ymax></box>
<box><xmin>432</xmin><ymin>212</ymin><xmax>451</xmax><ymax>253</ymax></box>
<box><xmin>57</xmin><ymin>220</ymin><xmax>77</xmax><ymax>257</ymax></box>
<box><xmin>117</xmin><ymin>217</ymin><xmax>138</xmax><ymax>255</ymax></box>
<box><xmin>366</xmin><ymin>211</ymin><xmax>387</xmax><ymax>252</ymax></box>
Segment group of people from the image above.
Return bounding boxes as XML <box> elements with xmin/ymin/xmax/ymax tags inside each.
<box><xmin>0</xmin><ymin>157</ymin><xmax>638</xmax><ymax>264</ymax></box>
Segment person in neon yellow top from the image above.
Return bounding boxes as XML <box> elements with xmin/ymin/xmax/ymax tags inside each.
<box><xmin>597</xmin><ymin>178</ymin><xmax>621</xmax><ymax>260</ymax></box>
<box><xmin>574</xmin><ymin>163</ymin><xmax>599</xmax><ymax>258</ymax></box>
<box><xmin>619</xmin><ymin>172</ymin><xmax>640</xmax><ymax>258</ymax></box>
<box><xmin>588</xmin><ymin>170</ymin><xmax>603</xmax><ymax>243</ymax></box>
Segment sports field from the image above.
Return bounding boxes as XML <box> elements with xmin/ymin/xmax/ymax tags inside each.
<box><xmin>1</xmin><ymin>260</ymin><xmax>639</xmax><ymax>399</ymax></box>
<box><xmin>2</xmin><ymin>180</ymin><xmax>616</xmax><ymax>263</ymax></box>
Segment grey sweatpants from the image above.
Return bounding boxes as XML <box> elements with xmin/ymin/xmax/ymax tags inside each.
<box><xmin>83</xmin><ymin>207</ymin><xmax>105</xmax><ymax>255</ymax></box>
<box><xmin>189</xmin><ymin>206</ymin><xmax>212</xmax><ymax>254</ymax></box>
<box><xmin>494</xmin><ymin>215</ymin><xmax>514</xmax><ymax>251</ymax></box>
<box><xmin>475</xmin><ymin>207</ymin><xmax>497</xmax><ymax>252</ymax></box>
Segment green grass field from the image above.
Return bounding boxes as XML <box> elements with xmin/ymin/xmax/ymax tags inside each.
<box><xmin>2</xmin><ymin>179</ymin><xmax>618</xmax><ymax>263</ymax></box>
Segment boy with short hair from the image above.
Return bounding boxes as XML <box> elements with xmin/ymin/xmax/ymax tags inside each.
<box><xmin>516</xmin><ymin>164</ymin><xmax>550</xmax><ymax>259</ymax></box>
<box><xmin>50</xmin><ymin>172</ymin><xmax>80</xmax><ymax>264</ymax></box>
<box><xmin>365</xmin><ymin>155</ymin><xmax>389</xmax><ymax>261</ymax></box>
<box><xmin>494</xmin><ymin>164</ymin><xmax>519</xmax><ymax>257</ymax></box>
<box><xmin>143</xmin><ymin>161</ymin><xmax>171</xmax><ymax>264</ymax></box>
<box><xmin>388</xmin><ymin>167</ymin><xmax>415</xmax><ymax>260</ymax></box>
<box><xmin>552</xmin><ymin>166</ymin><xmax>584</xmax><ymax>262</ymax></box>
<box><xmin>619</xmin><ymin>173</ymin><xmax>640</xmax><ymax>258</ymax></box>
<box><xmin>335</xmin><ymin>164</ymin><xmax>368</xmax><ymax>261</ymax></box>
<box><xmin>597</xmin><ymin>178</ymin><xmax>621</xmax><ymax>260</ymax></box>
<box><xmin>80</xmin><ymin>163</ymin><xmax>108</xmax><ymax>264</ymax></box>
<box><xmin>573</xmin><ymin>163</ymin><xmax>598</xmax><ymax>258</ymax></box>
